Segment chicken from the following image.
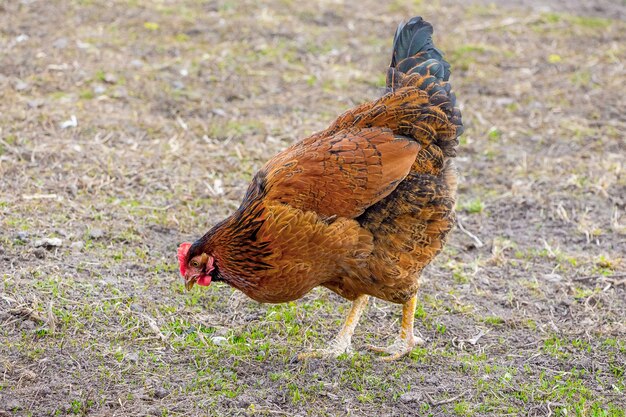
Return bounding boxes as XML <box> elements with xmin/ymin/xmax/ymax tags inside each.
<box><xmin>178</xmin><ymin>16</ymin><xmax>463</xmax><ymax>361</ymax></box>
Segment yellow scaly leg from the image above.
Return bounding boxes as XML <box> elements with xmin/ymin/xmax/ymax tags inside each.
<box><xmin>367</xmin><ymin>294</ymin><xmax>425</xmax><ymax>361</ymax></box>
<box><xmin>297</xmin><ymin>294</ymin><xmax>369</xmax><ymax>360</ymax></box>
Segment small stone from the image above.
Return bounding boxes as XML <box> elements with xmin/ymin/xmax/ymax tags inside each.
<box><xmin>212</xmin><ymin>108</ymin><xmax>227</xmax><ymax>117</ymax></box>
<box><xmin>53</xmin><ymin>38</ymin><xmax>68</xmax><ymax>49</ymax></box>
<box><xmin>130</xmin><ymin>303</ymin><xmax>144</xmax><ymax>312</ymax></box>
<box><xmin>103</xmin><ymin>73</ymin><xmax>117</xmax><ymax>84</ymax></box>
<box><xmin>153</xmin><ymin>387</ymin><xmax>169</xmax><ymax>399</ymax></box>
<box><xmin>171</xmin><ymin>80</ymin><xmax>184</xmax><ymax>90</ymax></box>
<box><xmin>126</xmin><ymin>352</ymin><xmax>139</xmax><ymax>363</ymax></box>
<box><xmin>33</xmin><ymin>237</ymin><xmax>63</xmax><ymax>248</ymax></box>
<box><xmin>543</xmin><ymin>273</ymin><xmax>562</xmax><ymax>282</ymax></box>
<box><xmin>71</xmin><ymin>241</ymin><xmax>84</xmax><ymax>251</ymax></box>
<box><xmin>27</xmin><ymin>99</ymin><xmax>44</xmax><ymax>108</ymax></box>
<box><xmin>55</xmin><ymin>229</ymin><xmax>70</xmax><ymax>238</ymax></box>
<box><xmin>495</xmin><ymin>97</ymin><xmax>514</xmax><ymax>106</ymax></box>
<box><xmin>32</xmin><ymin>248</ymin><xmax>47</xmax><ymax>259</ymax></box>
<box><xmin>89</xmin><ymin>228</ymin><xmax>104</xmax><ymax>239</ymax></box>
<box><xmin>210</xmin><ymin>336</ymin><xmax>228</xmax><ymax>346</ymax></box>
<box><xmin>98</xmin><ymin>276</ymin><xmax>116</xmax><ymax>286</ymax></box>
<box><xmin>15</xmin><ymin>231</ymin><xmax>30</xmax><ymax>242</ymax></box>
<box><xmin>60</xmin><ymin>115</ymin><xmax>78</xmax><ymax>129</ymax></box>
<box><xmin>67</xmin><ymin>183</ymin><xmax>78</xmax><ymax>197</ymax></box>
<box><xmin>15</xmin><ymin>80</ymin><xmax>29</xmax><ymax>91</ymax></box>
<box><xmin>93</xmin><ymin>84</ymin><xmax>106</xmax><ymax>94</ymax></box>
<box><xmin>399</xmin><ymin>390</ymin><xmax>422</xmax><ymax>403</ymax></box>
<box><xmin>76</xmin><ymin>40</ymin><xmax>91</xmax><ymax>49</ymax></box>
<box><xmin>130</xmin><ymin>59</ymin><xmax>143</xmax><ymax>68</ymax></box>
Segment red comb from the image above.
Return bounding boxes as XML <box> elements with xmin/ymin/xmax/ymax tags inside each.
<box><xmin>177</xmin><ymin>242</ymin><xmax>192</xmax><ymax>277</ymax></box>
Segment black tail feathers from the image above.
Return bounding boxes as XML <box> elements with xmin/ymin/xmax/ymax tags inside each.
<box><xmin>390</xmin><ymin>16</ymin><xmax>451</xmax><ymax>81</ymax></box>
<box><xmin>387</xmin><ymin>16</ymin><xmax>464</xmax><ymax>152</ymax></box>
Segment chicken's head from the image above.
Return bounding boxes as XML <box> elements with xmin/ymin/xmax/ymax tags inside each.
<box><xmin>177</xmin><ymin>242</ymin><xmax>215</xmax><ymax>291</ymax></box>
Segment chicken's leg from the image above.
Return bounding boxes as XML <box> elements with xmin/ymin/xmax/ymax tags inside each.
<box><xmin>367</xmin><ymin>294</ymin><xmax>424</xmax><ymax>361</ymax></box>
<box><xmin>297</xmin><ymin>294</ymin><xmax>369</xmax><ymax>360</ymax></box>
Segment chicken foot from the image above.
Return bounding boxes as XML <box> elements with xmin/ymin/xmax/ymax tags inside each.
<box><xmin>367</xmin><ymin>294</ymin><xmax>424</xmax><ymax>361</ymax></box>
<box><xmin>297</xmin><ymin>294</ymin><xmax>369</xmax><ymax>360</ymax></box>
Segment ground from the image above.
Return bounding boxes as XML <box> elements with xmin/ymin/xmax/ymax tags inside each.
<box><xmin>0</xmin><ymin>0</ymin><xmax>624</xmax><ymax>416</ymax></box>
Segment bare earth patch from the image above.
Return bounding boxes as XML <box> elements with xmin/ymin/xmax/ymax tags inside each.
<box><xmin>1</xmin><ymin>0</ymin><xmax>624</xmax><ymax>416</ymax></box>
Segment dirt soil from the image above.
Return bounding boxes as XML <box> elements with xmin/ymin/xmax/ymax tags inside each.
<box><xmin>1</xmin><ymin>0</ymin><xmax>625</xmax><ymax>416</ymax></box>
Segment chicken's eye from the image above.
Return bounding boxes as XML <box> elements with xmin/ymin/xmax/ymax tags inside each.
<box><xmin>191</xmin><ymin>260</ymin><xmax>200</xmax><ymax>268</ymax></box>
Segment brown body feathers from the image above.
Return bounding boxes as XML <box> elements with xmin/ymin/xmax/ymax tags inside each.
<box><xmin>187</xmin><ymin>17</ymin><xmax>462</xmax><ymax>306</ymax></box>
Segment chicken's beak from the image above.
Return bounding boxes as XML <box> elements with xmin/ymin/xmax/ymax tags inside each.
<box><xmin>184</xmin><ymin>277</ymin><xmax>196</xmax><ymax>291</ymax></box>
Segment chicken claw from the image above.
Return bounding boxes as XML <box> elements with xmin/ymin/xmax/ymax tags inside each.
<box><xmin>368</xmin><ymin>294</ymin><xmax>424</xmax><ymax>361</ymax></box>
<box><xmin>367</xmin><ymin>335</ymin><xmax>425</xmax><ymax>361</ymax></box>
<box><xmin>296</xmin><ymin>338</ymin><xmax>353</xmax><ymax>360</ymax></box>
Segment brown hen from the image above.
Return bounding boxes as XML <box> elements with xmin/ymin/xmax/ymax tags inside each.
<box><xmin>178</xmin><ymin>16</ymin><xmax>463</xmax><ymax>360</ymax></box>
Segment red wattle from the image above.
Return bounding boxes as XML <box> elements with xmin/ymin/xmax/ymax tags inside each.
<box><xmin>197</xmin><ymin>275</ymin><xmax>212</xmax><ymax>286</ymax></box>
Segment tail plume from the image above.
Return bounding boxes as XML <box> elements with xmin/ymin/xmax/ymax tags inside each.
<box><xmin>390</xmin><ymin>16</ymin><xmax>450</xmax><ymax>81</ymax></box>
<box><xmin>387</xmin><ymin>16</ymin><xmax>464</xmax><ymax>154</ymax></box>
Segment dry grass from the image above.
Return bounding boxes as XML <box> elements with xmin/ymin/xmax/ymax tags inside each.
<box><xmin>1</xmin><ymin>0</ymin><xmax>625</xmax><ymax>416</ymax></box>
